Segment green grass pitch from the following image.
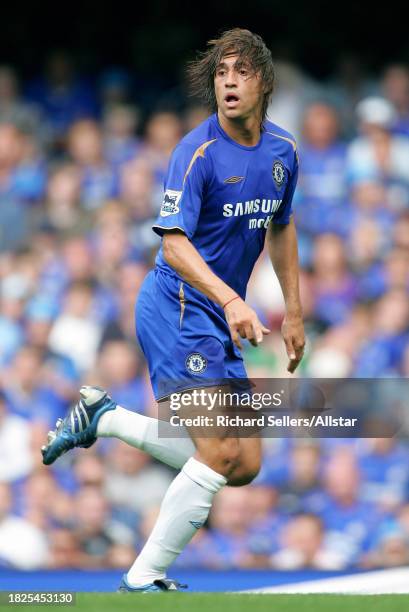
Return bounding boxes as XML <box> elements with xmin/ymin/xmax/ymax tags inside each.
<box><xmin>3</xmin><ymin>593</ymin><xmax>408</xmax><ymax>612</ymax></box>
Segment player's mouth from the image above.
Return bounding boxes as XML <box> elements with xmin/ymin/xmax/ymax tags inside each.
<box><xmin>224</xmin><ymin>93</ymin><xmax>240</xmax><ymax>108</ymax></box>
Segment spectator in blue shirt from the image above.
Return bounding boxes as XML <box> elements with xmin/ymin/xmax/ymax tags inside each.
<box><xmin>25</xmin><ymin>51</ymin><xmax>98</xmax><ymax>147</ymax></box>
<box><xmin>67</xmin><ymin>120</ymin><xmax>117</xmax><ymax>209</ymax></box>
<box><xmin>357</xmin><ymin>438</ymin><xmax>409</xmax><ymax>512</ymax></box>
<box><xmin>382</xmin><ymin>65</ymin><xmax>409</xmax><ymax>138</ymax></box>
<box><xmin>311</xmin><ymin>234</ymin><xmax>358</xmax><ymax>327</ymax></box>
<box><xmin>299</xmin><ymin>103</ymin><xmax>347</xmax><ymax>210</ymax></box>
<box><xmin>103</xmin><ymin>104</ymin><xmax>141</xmax><ymax>169</ymax></box>
<box><xmin>96</xmin><ymin>339</ymin><xmax>149</xmax><ymax>415</ymax></box>
<box><xmin>354</xmin><ymin>289</ymin><xmax>409</xmax><ymax>376</ymax></box>
<box><xmin>2</xmin><ymin>345</ymin><xmax>67</xmax><ymax>426</ymax></box>
<box><xmin>0</xmin><ymin>124</ymin><xmax>46</xmax><ymax>204</ymax></box>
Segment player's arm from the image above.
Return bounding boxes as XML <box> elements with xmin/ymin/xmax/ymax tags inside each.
<box><xmin>267</xmin><ymin>217</ymin><xmax>305</xmax><ymax>373</ymax></box>
<box><xmin>162</xmin><ymin>231</ymin><xmax>269</xmax><ymax>349</ymax></box>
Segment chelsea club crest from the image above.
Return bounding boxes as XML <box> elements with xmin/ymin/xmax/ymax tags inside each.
<box><xmin>272</xmin><ymin>160</ymin><xmax>285</xmax><ymax>189</ymax></box>
<box><xmin>186</xmin><ymin>353</ymin><xmax>207</xmax><ymax>374</ymax></box>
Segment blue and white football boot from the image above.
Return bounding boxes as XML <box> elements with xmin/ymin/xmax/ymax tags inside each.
<box><xmin>41</xmin><ymin>386</ymin><xmax>117</xmax><ymax>465</ymax></box>
<box><xmin>118</xmin><ymin>575</ymin><xmax>188</xmax><ymax>593</ymax></box>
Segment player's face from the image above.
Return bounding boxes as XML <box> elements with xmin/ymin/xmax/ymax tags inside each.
<box><xmin>214</xmin><ymin>54</ymin><xmax>264</xmax><ymax>121</ymax></box>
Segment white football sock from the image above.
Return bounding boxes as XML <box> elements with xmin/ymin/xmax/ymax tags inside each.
<box><xmin>126</xmin><ymin>457</ymin><xmax>227</xmax><ymax>586</ymax></box>
<box><xmin>96</xmin><ymin>406</ymin><xmax>195</xmax><ymax>469</ymax></box>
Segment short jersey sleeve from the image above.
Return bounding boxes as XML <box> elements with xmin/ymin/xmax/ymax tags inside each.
<box><xmin>272</xmin><ymin>147</ymin><xmax>299</xmax><ymax>225</ymax></box>
<box><xmin>152</xmin><ymin>141</ymin><xmax>210</xmax><ymax>239</ymax></box>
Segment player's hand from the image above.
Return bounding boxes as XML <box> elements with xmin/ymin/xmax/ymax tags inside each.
<box><xmin>224</xmin><ymin>297</ymin><xmax>270</xmax><ymax>349</ymax></box>
<box><xmin>281</xmin><ymin>313</ymin><xmax>305</xmax><ymax>373</ymax></box>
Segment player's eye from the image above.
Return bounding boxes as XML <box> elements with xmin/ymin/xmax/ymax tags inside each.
<box><xmin>217</xmin><ymin>69</ymin><xmax>226</xmax><ymax>77</ymax></box>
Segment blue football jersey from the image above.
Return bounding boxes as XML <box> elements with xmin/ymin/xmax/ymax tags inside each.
<box><xmin>153</xmin><ymin>113</ymin><xmax>298</xmax><ymax>299</ymax></box>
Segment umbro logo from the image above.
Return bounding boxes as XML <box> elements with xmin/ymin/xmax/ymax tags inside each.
<box><xmin>224</xmin><ymin>176</ymin><xmax>244</xmax><ymax>184</ymax></box>
<box><xmin>189</xmin><ymin>520</ymin><xmax>204</xmax><ymax>529</ymax></box>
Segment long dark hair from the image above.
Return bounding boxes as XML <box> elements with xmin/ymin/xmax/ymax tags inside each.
<box><xmin>186</xmin><ymin>28</ymin><xmax>275</xmax><ymax>122</ymax></box>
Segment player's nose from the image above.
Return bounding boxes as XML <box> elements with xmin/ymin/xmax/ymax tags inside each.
<box><xmin>225</xmin><ymin>69</ymin><xmax>238</xmax><ymax>87</ymax></box>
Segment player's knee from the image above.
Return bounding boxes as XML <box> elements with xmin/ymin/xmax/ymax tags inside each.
<box><xmin>214</xmin><ymin>438</ymin><xmax>241</xmax><ymax>477</ymax></box>
<box><xmin>229</xmin><ymin>467</ymin><xmax>260</xmax><ymax>486</ymax></box>
<box><xmin>228</xmin><ymin>456</ymin><xmax>261</xmax><ymax>486</ymax></box>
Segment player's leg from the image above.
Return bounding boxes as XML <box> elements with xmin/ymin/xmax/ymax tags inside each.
<box><xmin>98</xmin><ymin>394</ymin><xmax>261</xmax><ymax>483</ymax></box>
<box><xmin>96</xmin><ymin>404</ymin><xmax>195</xmax><ymax>469</ymax></box>
<box><xmin>227</xmin><ymin>436</ymin><xmax>262</xmax><ymax>486</ymax></box>
<box><xmin>41</xmin><ymin>384</ymin><xmax>261</xmax><ymax>588</ymax></box>
<box><xmin>125</xmin><ymin>389</ymin><xmax>261</xmax><ymax>588</ymax></box>
<box><xmin>96</xmin><ymin>394</ymin><xmax>261</xmax><ymax>482</ymax></box>
<box><xmin>179</xmin><ymin>395</ymin><xmax>262</xmax><ymax>485</ymax></box>
<box><xmin>41</xmin><ymin>386</ymin><xmax>261</xmax><ymax>480</ymax></box>
<box><xmin>125</xmin><ymin>452</ymin><xmax>227</xmax><ymax>587</ymax></box>
<box><xmin>41</xmin><ymin>385</ymin><xmax>195</xmax><ymax>468</ymax></box>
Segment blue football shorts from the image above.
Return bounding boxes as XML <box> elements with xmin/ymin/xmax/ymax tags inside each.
<box><xmin>135</xmin><ymin>268</ymin><xmax>248</xmax><ymax>400</ymax></box>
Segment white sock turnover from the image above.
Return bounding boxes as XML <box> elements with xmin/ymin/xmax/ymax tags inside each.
<box><xmin>96</xmin><ymin>406</ymin><xmax>195</xmax><ymax>470</ymax></box>
<box><xmin>126</xmin><ymin>456</ymin><xmax>227</xmax><ymax>586</ymax></box>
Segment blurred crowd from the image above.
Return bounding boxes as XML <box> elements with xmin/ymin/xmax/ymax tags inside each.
<box><xmin>1</xmin><ymin>52</ymin><xmax>409</xmax><ymax>571</ymax></box>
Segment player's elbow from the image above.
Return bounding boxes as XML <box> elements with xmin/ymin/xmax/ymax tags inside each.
<box><xmin>162</xmin><ymin>232</ymin><xmax>186</xmax><ymax>267</ymax></box>
<box><xmin>162</xmin><ymin>235</ymin><xmax>177</xmax><ymax>267</ymax></box>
